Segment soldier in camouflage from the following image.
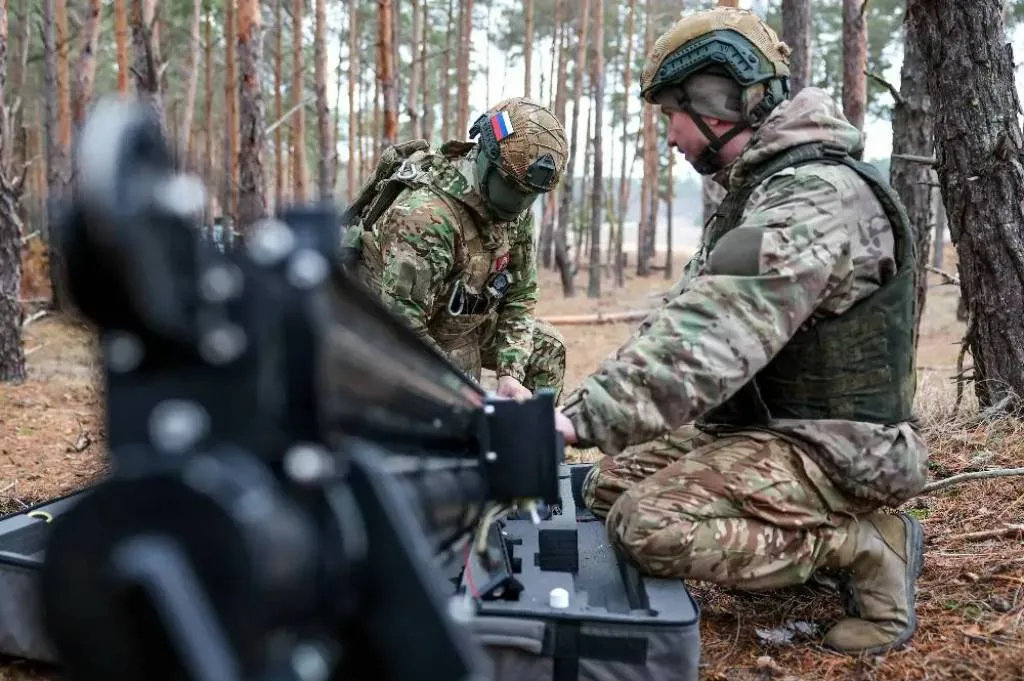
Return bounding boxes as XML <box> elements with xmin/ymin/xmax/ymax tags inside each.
<box><xmin>345</xmin><ymin>98</ymin><xmax>569</xmax><ymax>401</ymax></box>
<box><xmin>553</xmin><ymin>7</ymin><xmax>930</xmax><ymax>656</ymax></box>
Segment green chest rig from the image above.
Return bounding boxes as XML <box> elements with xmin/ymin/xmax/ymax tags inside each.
<box><xmin>697</xmin><ymin>141</ymin><xmax>918</xmax><ymax>428</ymax></box>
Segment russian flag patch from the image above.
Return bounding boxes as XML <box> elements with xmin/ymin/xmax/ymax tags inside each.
<box><xmin>490</xmin><ymin>111</ymin><xmax>515</xmax><ymax>141</ymax></box>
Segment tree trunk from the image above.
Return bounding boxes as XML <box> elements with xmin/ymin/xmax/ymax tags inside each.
<box><xmin>538</xmin><ymin>0</ymin><xmax>566</xmax><ymax>269</ymax></box>
<box><xmin>615</xmin><ymin>0</ymin><xmax>637</xmax><ymax>288</ymax></box>
<box><xmin>55</xmin><ymin>0</ymin><xmax>70</xmax><ymax>149</ymax></box>
<box><xmin>419</xmin><ymin>2</ymin><xmax>433</xmax><ymax>141</ymax></box>
<box><xmin>441</xmin><ymin>0</ymin><xmax>454</xmax><ymax>140</ymax></box>
<box><xmin>841</xmin><ymin>0</ymin><xmax>867</xmax><ymax>131</ymax></box>
<box><xmin>910</xmin><ymin>0</ymin><xmax>1024</xmax><ymax>410</ymax></box>
<box><xmin>114</xmin><ymin>0</ymin><xmax>129</xmax><ymax>93</ymax></box>
<box><xmin>636</xmin><ymin>0</ymin><xmax>655</xmax><ymax>276</ymax></box>
<box><xmin>454</xmin><ymin>0</ymin><xmax>474</xmax><ymax>136</ymax></box>
<box><xmin>523</xmin><ymin>0</ymin><xmax>534</xmax><ymax>97</ymax></box>
<box><xmin>781</xmin><ymin>0</ymin><xmax>811</xmax><ymax>95</ymax></box>
<box><xmin>332</xmin><ymin>30</ymin><xmax>344</xmax><ymax>188</ymax></box>
<box><xmin>72</xmin><ymin>0</ymin><xmax>102</xmax><ymax>128</ymax></box>
<box><xmin>274</xmin><ymin>0</ymin><xmax>284</xmax><ymax>207</ymax></box>
<box><xmin>347</xmin><ymin>3</ymin><xmax>358</xmax><ymax>199</ymax></box>
<box><xmin>237</xmin><ymin>0</ymin><xmax>268</xmax><ymax>231</ymax></box>
<box><xmin>889</xmin><ymin>9</ymin><xmax>933</xmax><ymax>348</ymax></box>
<box><xmin>378</xmin><ymin>0</ymin><xmax>397</xmax><ymax>146</ymax></box>
<box><xmin>175</xmin><ymin>0</ymin><xmax>202</xmax><ymax>165</ymax></box>
<box><xmin>129</xmin><ymin>0</ymin><xmax>165</xmax><ymax>133</ymax></box>
<box><xmin>314</xmin><ymin>0</ymin><xmax>333</xmax><ymax>196</ymax></box>
<box><xmin>932</xmin><ymin>190</ymin><xmax>945</xmax><ymax>268</ymax></box>
<box><xmin>43</xmin><ymin>0</ymin><xmax>69</xmax><ymax>311</ymax></box>
<box><xmin>588</xmin><ymin>0</ymin><xmax>604</xmax><ymax>298</ymax></box>
<box><xmin>0</xmin><ymin>0</ymin><xmax>26</xmax><ymax>382</ymax></box>
<box><xmin>290</xmin><ymin>0</ymin><xmax>306</xmax><ymax>200</ymax></box>
<box><xmin>406</xmin><ymin>0</ymin><xmax>423</xmax><ymax>139</ymax></box>
<box><xmin>555</xmin><ymin>0</ymin><xmax>591</xmax><ymax>298</ymax></box>
<box><xmin>579</xmin><ymin>96</ymin><xmax>594</xmax><ymax>271</ymax></box>
<box><xmin>224</xmin><ymin>0</ymin><xmax>238</xmax><ymax>225</ymax></box>
<box><xmin>203</xmin><ymin>0</ymin><xmax>213</xmax><ymax>215</ymax></box>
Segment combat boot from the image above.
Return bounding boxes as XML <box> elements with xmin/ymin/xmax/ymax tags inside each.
<box><xmin>822</xmin><ymin>511</ymin><xmax>924</xmax><ymax>655</ymax></box>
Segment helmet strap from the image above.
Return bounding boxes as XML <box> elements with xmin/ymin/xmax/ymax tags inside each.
<box><xmin>684</xmin><ymin>104</ymin><xmax>748</xmax><ymax>175</ymax></box>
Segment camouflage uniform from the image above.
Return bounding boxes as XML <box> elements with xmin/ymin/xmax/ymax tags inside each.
<box><xmin>348</xmin><ymin>99</ymin><xmax>569</xmax><ymax>398</ymax></box>
<box><xmin>561</xmin><ymin>7</ymin><xmax>928</xmax><ymax>655</ymax></box>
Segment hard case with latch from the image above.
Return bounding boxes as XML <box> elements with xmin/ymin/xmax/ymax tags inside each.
<box><xmin>453</xmin><ymin>463</ymin><xmax>702</xmax><ymax>681</ymax></box>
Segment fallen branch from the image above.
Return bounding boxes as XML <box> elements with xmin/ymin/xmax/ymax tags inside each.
<box><xmin>937</xmin><ymin>524</ymin><xmax>1024</xmax><ymax>544</ymax></box>
<box><xmin>923</xmin><ymin>467</ymin><xmax>1024</xmax><ymax>493</ymax></box>
<box><xmin>927</xmin><ymin>265</ymin><xmax>960</xmax><ymax>286</ymax></box>
<box><xmin>891</xmin><ymin>153</ymin><xmax>937</xmax><ymax>165</ymax></box>
<box><xmin>543</xmin><ymin>310</ymin><xmax>651</xmax><ymax>326</ymax></box>
<box><xmin>20</xmin><ymin>230</ymin><xmax>38</xmax><ymax>245</ymax></box>
<box><xmin>265</xmin><ymin>97</ymin><xmax>316</xmax><ymax>136</ymax></box>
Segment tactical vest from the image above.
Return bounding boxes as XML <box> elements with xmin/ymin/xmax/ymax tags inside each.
<box><xmin>342</xmin><ymin>141</ymin><xmax>518</xmax><ymax>344</ymax></box>
<box><xmin>698</xmin><ymin>141</ymin><xmax>917</xmax><ymax>427</ymax></box>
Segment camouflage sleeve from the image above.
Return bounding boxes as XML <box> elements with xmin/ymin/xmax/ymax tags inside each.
<box><xmin>492</xmin><ymin>211</ymin><xmax>539</xmax><ymax>382</ymax></box>
<box><xmin>373</xmin><ymin>191</ymin><xmax>458</xmax><ymax>351</ymax></box>
<box><xmin>560</xmin><ymin>169</ymin><xmax>853</xmax><ymax>454</ymax></box>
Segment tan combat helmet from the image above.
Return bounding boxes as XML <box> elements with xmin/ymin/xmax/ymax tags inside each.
<box><xmin>468</xmin><ymin>97</ymin><xmax>568</xmax><ymax>220</ymax></box>
<box><xmin>639</xmin><ymin>7</ymin><xmax>792</xmax><ymax>173</ymax></box>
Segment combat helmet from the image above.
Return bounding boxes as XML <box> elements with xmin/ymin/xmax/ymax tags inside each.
<box><xmin>639</xmin><ymin>7</ymin><xmax>792</xmax><ymax>173</ymax></box>
<box><xmin>468</xmin><ymin>97</ymin><xmax>568</xmax><ymax>221</ymax></box>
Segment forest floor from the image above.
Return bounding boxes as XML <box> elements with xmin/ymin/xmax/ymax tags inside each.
<box><xmin>1</xmin><ymin>246</ymin><xmax>1022</xmax><ymax>680</ymax></box>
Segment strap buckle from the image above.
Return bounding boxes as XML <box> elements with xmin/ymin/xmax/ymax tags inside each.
<box><xmin>395</xmin><ymin>159</ymin><xmax>418</xmax><ymax>181</ymax></box>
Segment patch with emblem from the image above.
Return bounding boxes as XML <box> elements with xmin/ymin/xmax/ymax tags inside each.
<box><xmin>493</xmin><ymin>252</ymin><xmax>510</xmax><ymax>272</ymax></box>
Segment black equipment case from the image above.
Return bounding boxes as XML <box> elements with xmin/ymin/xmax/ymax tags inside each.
<box><xmin>455</xmin><ymin>463</ymin><xmax>702</xmax><ymax>681</ymax></box>
<box><xmin>0</xmin><ymin>491</ymin><xmax>88</xmax><ymax>664</ymax></box>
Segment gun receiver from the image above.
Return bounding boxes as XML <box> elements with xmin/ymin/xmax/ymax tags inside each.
<box><xmin>40</xmin><ymin>97</ymin><xmax>563</xmax><ymax>681</ymax></box>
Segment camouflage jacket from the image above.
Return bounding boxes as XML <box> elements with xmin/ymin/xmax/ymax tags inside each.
<box><xmin>560</xmin><ymin>88</ymin><xmax>930</xmax><ymax>507</ymax></box>
<box><xmin>356</xmin><ymin>145</ymin><xmax>539</xmax><ymax>383</ymax></box>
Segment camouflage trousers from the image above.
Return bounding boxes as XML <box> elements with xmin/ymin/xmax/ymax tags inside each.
<box><xmin>581</xmin><ymin>426</ymin><xmax>878</xmax><ymax>590</ymax></box>
<box><xmin>447</xmin><ymin>318</ymin><xmax>567</xmax><ymax>402</ymax></box>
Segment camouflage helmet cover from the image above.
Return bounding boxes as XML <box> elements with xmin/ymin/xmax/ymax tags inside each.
<box><xmin>469</xmin><ymin>97</ymin><xmax>568</xmax><ymax>194</ymax></box>
<box><xmin>640</xmin><ymin>7</ymin><xmax>792</xmax><ymax>126</ymax></box>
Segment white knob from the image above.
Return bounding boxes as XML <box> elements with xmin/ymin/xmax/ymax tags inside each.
<box><xmin>549</xmin><ymin>587</ymin><xmax>570</xmax><ymax>609</ymax></box>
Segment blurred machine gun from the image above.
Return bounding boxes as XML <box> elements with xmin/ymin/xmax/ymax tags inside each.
<box><xmin>39</xmin><ymin>97</ymin><xmax>564</xmax><ymax>681</ymax></box>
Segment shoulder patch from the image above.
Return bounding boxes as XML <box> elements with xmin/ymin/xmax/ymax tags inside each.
<box><xmin>706</xmin><ymin>227</ymin><xmax>766</xmax><ymax>277</ymax></box>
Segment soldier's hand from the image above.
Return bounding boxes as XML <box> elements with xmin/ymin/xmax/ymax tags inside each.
<box><xmin>554</xmin><ymin>409</ymin><xmax>578</xmax><ymax>444</ymax></box>
<box><xmin>496</xmin><ymin>375</ymin><xmax>532</xmax><ymax>401</ymax></box>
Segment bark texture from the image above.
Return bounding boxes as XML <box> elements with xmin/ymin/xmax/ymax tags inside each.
<box><xmin>0</xmin><ymin>0</ymin><xmax>26</xmax><ymax>382</ymax></box>
<box><xmin>73</xmin><ymin>0</ymin><xmax>102</xmax><ymax>126</ymax></box>
<box><xmin>889</xmin><ymin>9</ymin><xmax>934</xmax><ymax>348</ymax></box>
<box><xmin>841</xmin><ymin>0</ymin><xmax>867</xmax><ymax>130</ymax></box>
<box><xmin>314</xmin><ymin>0</ymin><xmax>333</xmax><ymax>196</ymax></box>
<box><xmin>588</xmin><ymin>0</ymin><xmax>604</xmax><ymax>298</ymax></box>
<box><xmin>781</xmin><ymin>0</ymin><xmax>811</xmax><ymax>95</ymax></box>
<box><xmin>237</xmin><ymin>0</ymin><xmax>267</xmax><ymax>230</ymax></box>
<box><xmin>910</xmin><ymin>0</ymin><xmax>1024</xmax><ymax>409</ymax></box>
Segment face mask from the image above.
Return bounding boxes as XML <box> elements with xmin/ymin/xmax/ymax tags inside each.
<box><xmin>475</xmin><ymin>151</ymin><xmax>538</xmax><ymax>221</ymax></box>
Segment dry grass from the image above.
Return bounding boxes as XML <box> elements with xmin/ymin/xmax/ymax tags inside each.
<box><xmin>1</xmin><ymin>247</ymin><xmax>1022</xmax><ymax>680</ymax></box>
